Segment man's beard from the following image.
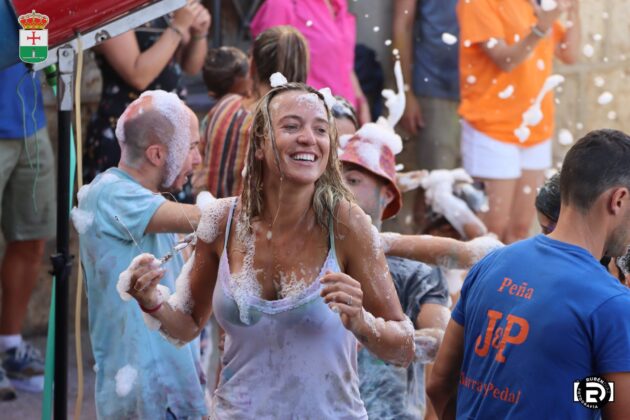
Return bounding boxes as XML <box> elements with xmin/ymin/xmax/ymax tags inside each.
<box><xmin>160</xmin><ymin>170</ymin><xmax>181</xmax><ymax>193</ymax></box>
<box><xmin>606</xmin><ymin>223</ymin><xmax>630</xmax><ymax>258</ymax></box>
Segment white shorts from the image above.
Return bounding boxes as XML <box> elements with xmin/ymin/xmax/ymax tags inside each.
<box><xmin>461</xmin><ymin>120</ymin><xmax>552</xmax><ymax>179</ymax></box>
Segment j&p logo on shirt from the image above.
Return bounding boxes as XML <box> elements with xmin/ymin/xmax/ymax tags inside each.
<box><xmin>573</xmin><ymin>376</ymin><xmax>614</xmax><ymax>409</ymax></box>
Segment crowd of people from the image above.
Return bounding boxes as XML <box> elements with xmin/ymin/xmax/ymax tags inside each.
<box><xmin>1</xmin><ymin>0</ymin><xmax>630</xmax><ymax>418</ymax></box>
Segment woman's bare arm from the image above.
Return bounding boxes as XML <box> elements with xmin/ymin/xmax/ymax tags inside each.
<box><xmin>324</xmin><ymin>202</ymin><xmax>414</xmax><ymax>367</ymax></box>
<box><xmin>554</xmin><ymin>0</ymin><xmax>580</xmax><ymax>64</ymax></box>
<box><xmin>96</xmin><ymin>6</ymin><xmax>195</xmax><ymax>91</ymax></box>
<box><xmin>126</xmin><ymin>201</ymin><xmax>231</xmax><ymax>343</ymax></box>
<box><xmin>479</xmin><ymin>1</ymin><xmax>568</xmax><ymax>72</ymax></box>
<box><xmin>179</xmin><ymin>2</ymin><xmax>211</xmax><ymax>74</ymax></box>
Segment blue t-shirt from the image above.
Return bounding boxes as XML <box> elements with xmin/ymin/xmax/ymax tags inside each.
<box><xmin>77</xmin><ymin>168</ymin><xmax>206</xmax><ymax>419</ymax></box>
<box><xmin>0</xmin><ymin>62</ymin><xmax>46</xmax><ymax>138</ymax></box>
<box><xmin>452</xmin><ymin>235</ymin><xmax>630</xmax><ymax>419</ymax></box>
<box><xmin>412</xmin><ymin>0</ymin><xmax>460</xmax><ymax>100</ymax></box>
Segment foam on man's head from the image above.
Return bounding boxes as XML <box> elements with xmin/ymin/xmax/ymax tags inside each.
<box><xmin>115</xmin><ymin>90</ymin><xmax>193</xmax><ymax>187</ymax></box>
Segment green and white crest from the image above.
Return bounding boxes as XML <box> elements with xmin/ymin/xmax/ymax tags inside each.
<box><xmin>19</xmin><ymin>29</ymin><xmax>48</xmax><ymax>64</ymax></box>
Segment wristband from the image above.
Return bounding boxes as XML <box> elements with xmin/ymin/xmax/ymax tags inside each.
<box><xmin>191</xmin><ymin>33</ymin><xmax>207</xmax><ymax>41</ymax></box>
<box><xmin>139</xmin><ymin>289</ymin><xmax>163</xmax><ymax>313</ymax></box>
<box><xmin>139</xmin><ymin>301</ymin><xmax>163</xmax><ymax>313</ymax></box>
<box><xmin>531</xmin><ymin>25</ymin><xmax>549</xmax><ymax>39</ymax></box>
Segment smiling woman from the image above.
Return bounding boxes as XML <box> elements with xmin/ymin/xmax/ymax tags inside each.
<box><xmin>123</xmin><ymin>83</ymin><xmax>415</xmax><ymax>418</ymax></box>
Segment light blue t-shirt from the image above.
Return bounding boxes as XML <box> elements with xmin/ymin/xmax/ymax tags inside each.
<box><xmin>453</xmin><ymin>235</ymin><xmax>630</xmax><ymax>419</ymax></box>
<box><xmin>78</xmin><ymin>167</ymin><xmax>206</xmax><ymax>419</ymax></box>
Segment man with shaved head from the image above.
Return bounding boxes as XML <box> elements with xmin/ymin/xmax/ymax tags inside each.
<box><xmin>74</xmin><ymin>90</ymin><xmax>206</xmax><ymax>419</ymax></box>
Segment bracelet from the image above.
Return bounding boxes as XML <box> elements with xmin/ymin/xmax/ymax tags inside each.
<box><xmin>168</xmin><ymin>25</ymin><xmax>184</xmax><ymax>39</ymax></box>
<box><xmin>139</xmin><ymin>289</ymin><xmax>163</xmax><ymax>314</ymax></box>
<box><xmin>531</xmin><ymin>25</ymin><xmax>549</xmax><ymax>39</ymax></box>
<box><xmin>139</xmin><ymin>301</ymin><xmax>163</xmax><ymax>314</ymax></box>
<box><xmin>191</xmin><ymin>33</ymin><xmax>208</xmax><ymax>42</ymax></box>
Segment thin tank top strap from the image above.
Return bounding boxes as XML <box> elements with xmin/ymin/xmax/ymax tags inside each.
<box><xmin>224</xmin><ymin>198</ymin><xmax>238</xmax><ymax>250</ymax></box>
<box><xmin>328</xmin><ymin>212</ymin><xmax>336</xmax><ymax>256</ymax></box>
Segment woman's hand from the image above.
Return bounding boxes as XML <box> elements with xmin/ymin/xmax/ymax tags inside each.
<box><xmin>531</xmin><ymin>0</ymin><xmax>569</xmax><ymax>32</ymax></box>
<box><xmin>321</xmin><ymin>271</ymin><xmax>365</xmax><ymax>332</ymax></box>
<box><xmin>190</xmin><ymin>3</ymin><xmax>212</xmax><ymax>36</ymax></box>
<box><xmin>172</xmin><ymin>1</ymin><xmax>198</xmax><ymax>34</ymax></box>
<box><xmin>124</xmin><ymin>253</ymin><xmax>166</xmax><ymax>309</ymax></box>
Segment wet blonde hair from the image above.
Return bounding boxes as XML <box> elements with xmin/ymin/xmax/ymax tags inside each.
<box><xmin>239</xmin><ymin>83</ymin><xmax>353</xmax><ymax>237</ymax></box>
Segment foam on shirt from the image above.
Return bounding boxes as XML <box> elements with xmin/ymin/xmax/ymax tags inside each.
<box><xmin>276</xmin><ymin>270</ymin><xmax>309</xmax><ymax>299</ymax></box>
<box><xmin>231</xmin><ymin>220</ymin><xmax>262</xmax><ymax>325</ymax></box>
<box><xmin>71</xmin><ymin>207</ymin><xmax>94</xmax><ymax>235</ymax></box>
<box><xmin>114</xmin><ymin>365</ymin><xmax>138</xmax><ymax>397</ymax></box>
<box><xmin>77</xmin><ymin>184</ymin><xmax>91</xmax><ymax>205</ymax></box>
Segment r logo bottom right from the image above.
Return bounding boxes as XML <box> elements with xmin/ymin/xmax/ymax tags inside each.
<box><xmin>574</xmin><ymin>376</ymin><xmax>614</xmax><ymax>409</ymax></box>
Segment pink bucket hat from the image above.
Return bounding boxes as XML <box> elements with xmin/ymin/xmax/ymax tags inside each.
<box><xmin>339</xmin><ymin>121</ymin><xmax>403</xmax><ymax>220</ymax></box>
<box><xmin>338</xmin><ymin>59</ymin><xmax>407</xmax><ymax>220</ymax></box>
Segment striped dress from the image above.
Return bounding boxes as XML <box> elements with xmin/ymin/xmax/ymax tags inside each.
<box><xmin>195</xmin><ymin>94</ymin><xmax>253</xmax><ymax>198</ymax></box>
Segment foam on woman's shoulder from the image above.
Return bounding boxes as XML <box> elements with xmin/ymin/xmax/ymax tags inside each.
<box><xmin>197</xmin><ymin>197</ymin><xmax>237</xmax><ymax>244</ymax></box>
